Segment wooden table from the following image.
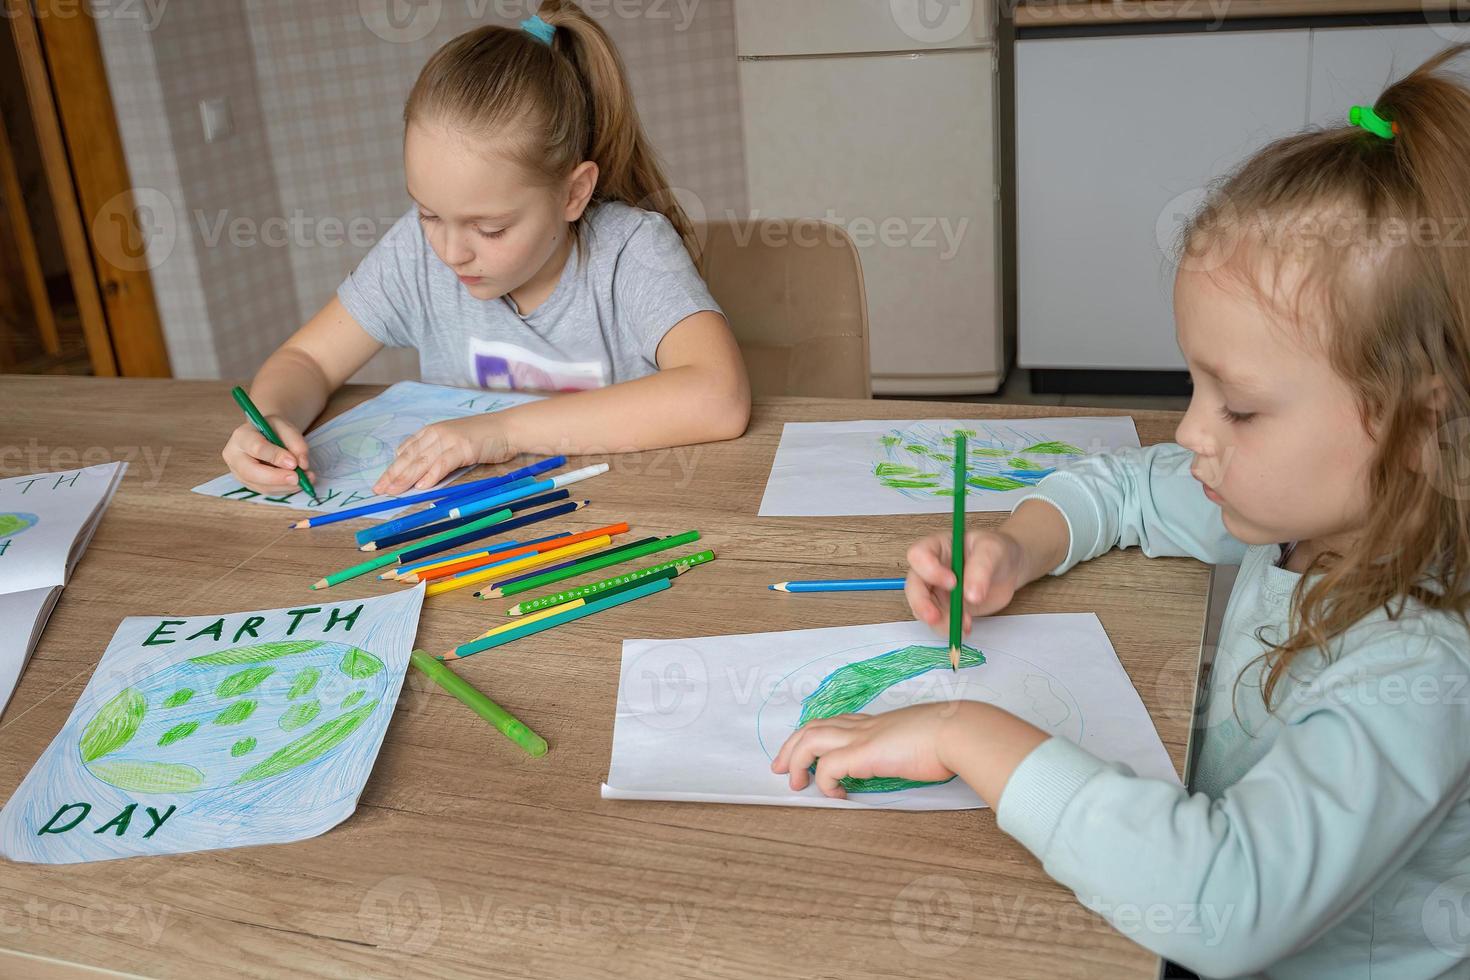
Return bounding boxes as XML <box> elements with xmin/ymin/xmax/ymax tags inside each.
<box><xmin>0</xmin><ymin>378</ymin><xmax>1210</xmax><ymax>980</ymax></box>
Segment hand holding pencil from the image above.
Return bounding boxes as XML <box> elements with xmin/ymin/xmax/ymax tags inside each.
<box><xmin>223</xmin><ymin>389</ymin><xmax>317</xmax><ymax>496</ymax></box>
<box><xmin>903</xmin><ymin>499</ymin><xmax>1074</xmax><ymax>637</ymax></box>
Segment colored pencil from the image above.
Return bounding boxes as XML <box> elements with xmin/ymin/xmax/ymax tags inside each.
<box><xmin>770</xmin><ymin>578</ymin><xmax>906</xmax><ymax>593</ymax></box>
<box><xmin>473</xmin><ymin>601</ymin><xmax>581</xmax><ymax>640</ymax></box>
<box><xmin>507</xmin><ymin>549</ymin><xmax>715</xmax><ymax>616</ymax></box>
<box><xmin>477</xmin><ymin>530</ymin><xmax>701</xmax><ymax>600</ymax></box>
<box><xmin>503</xmin><ymin>565</ymin><xmax>682</xmax><ymax>618</ymax></box>
<box><xmin>310</xmin><ymin>508</ymin><xmax>512</xmax><ymax>589</ymax></box>
<box><xmin>289</xmin><ymin>455</ymin><xmax>566</xmax><ymax>528</ymax></box>
<box><xmin>383</xmin><ymin>532</ymin><xmax>571</xmax><ymax>580</ymax></box>
<box><xmin>355</xmin><ymin>476</ymin><xmax>538</xmax><ymax>545</ymax></box>
<box><xmin>950</xmin><ymin>433</ymin><xmax>967</xmax><ymax>671</ymax></box>
<box><xmin>410</xmin><ymin>650</ymin><xmax>547</xmax><ymax>756</ymax></box>
<box><xmin>441</xmin><ymin>464</ymin><xmax>607</xmax><ymax>520</ymax></box>
<box><xmin>435</xmin><ymin>533</ymin><xmax>615</xmax><ymax>587</ymax></box>
<box><xmin>407</xmin><ymin>524</ymin><xmax>631</xmax><ymax>583</ymax></box>
<box><xmin>358</xmin><ymin>463</ymin><xmax>605</xmax><ymax>545</ymax></box>
<box><xmin>443</xmin><ymin>576</ymin><xmax>672</xmax><ymax>660</ymax></box>
<box><xmin>383</xmin><ymin>541</ymin><xmax>519</xmax><ymax>580</ymax></box>
<box><xmin>232</xmin><ymin>386</ymin><xmax>317</xmax><ymax>499</ymax></box>
<box><xmin>359</xmin><ymin>488</ymin><xmax>570</xmax><ymax>551</ymax></box>
<box><xmin>487</xmin><ymin>535</ymin><xmax>659</xmax><ymax>590</ymax></box>
<box><xmin>395</xmin><ymin>499</ymin><xmax>587</xmax><ymax>565</ymax></box>
<box><xmin>425</xmin><ymin>534</ymin><xmax>614</xmax><ymax>598</ymax></box>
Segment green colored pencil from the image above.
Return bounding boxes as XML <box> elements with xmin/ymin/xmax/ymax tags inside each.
<box><xmin>310</xmin><ymin>508</ymin><xmax>512</xmax><ymax>589</ymax></box>
<box><xmin>231</xmin><ymin>385</ymin><xmax>317</xmax><ymax>499</ymax></box>
<box><xmin>506</xmin><ymin>549</ymin><xmax>716</xmax><ymax>615</ymax></box>
<box><xmin>476</xmin><ymin>530</ymin><xmax>701</xmax><ymax>600</ymax></box>
<box><xmin>950</xmin><ymin>433</ymin><xmax>967</xmax><ymax>671</ymax></box>
<box><xmin>409</xmin><ymin>649</ymin><xmax>547</xmax><ymax>756</ymax></box>
<box><xmin>446</xmin><ymin>575</ymin><xmax>673</xmax><ymax>659</ymax></box>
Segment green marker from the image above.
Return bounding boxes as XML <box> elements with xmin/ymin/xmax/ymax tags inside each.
<box><xmin>311</xmin><ymin>508</ymin><xmax>513</xmax><ymax>589</ymax></box>
<box><xmin>230</xmin><ymin>385</ymin><xmax>318</xmax><ymax>500</ymax></box>
<box><xmin>410</xmin><ymin>649</ymin><xmax>547</xmax><ymax>757</ymax></box>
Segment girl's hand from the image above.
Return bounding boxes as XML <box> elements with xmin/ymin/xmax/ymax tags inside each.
<box><xmin>906</xmin><ymin>529</ymin><xmax>1026</xmax><ymax>635</ymax></box>
<box><xmin>373</xmin><ymin>416</ymin><xmax>514</xmax><ymax>496</ymax></box>
<box><xmin>222</xmin><ymin>418</ymin><xmax>315</xmax><ymax>495</ymax></box>
<box><xmin>770</xmin><ymin>703</ymin><xmax>961</xmax><ymax>798</ymax></box>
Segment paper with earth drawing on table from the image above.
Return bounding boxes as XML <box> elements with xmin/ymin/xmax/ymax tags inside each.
<box><xmin>602</xmin><ymin>614</ymin><xmax>1177</xmax><ymax>810</ymax></box>
<box><xmin>757</xmin><ymin>417</ymin><xmax>1140</xmax><ymax>516</ymax></box>
<box><xmin>0</xmin><ymin>585</ymin><xmax>425</xmax><ymax>864</ymax></box>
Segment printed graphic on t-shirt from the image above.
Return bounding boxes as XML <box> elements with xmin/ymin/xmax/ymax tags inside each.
<box><xmin>468</xmin><ymin>338</ymin><xmax>608</xmax><ymax>393</ymax></box>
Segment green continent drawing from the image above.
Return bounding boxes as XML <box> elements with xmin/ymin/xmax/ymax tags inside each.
<box><xmin>0</xmin><ymin>512</ymin><xmax>39</xmax><ymax>539</ymax></box>
<box><xmin>872</xmin><ymin>424</ymin><xmax>1085</xmax><ymax>500</ymax></box>
<box><xmin>77</xmin><ymin>639</ymin><xmax>390</xmax><ymax>793</ymax></box>
<box><xmin>798</xmin><ymin>644</ymin><xmax>985</xmax><ymax>793</ymax></box>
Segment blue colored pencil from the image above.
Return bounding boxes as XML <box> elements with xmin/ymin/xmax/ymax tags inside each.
<box><xmin>289</xmin><ymin>455</ymin><xmax>566</xmax><ymax>529</ymax></box>
<box><xmin>488</xmin><ymin>536</ymin><xmax>659</xmax><ymax>590</ymax></box>
<box><xmin>769</xmin><ymin>578</ymin><xmax>907</xmax><ymax>593</ymax></box>
<box><xmin>395</xmin><ymin>499</ymin><xmax>587</xmax><ymax>565</ymax></box>
<box><xmin>355</xmin><ymin>476</ymin><xmax>538</xmax><ymax>544</ymax></box>
<box><xmin>360</xmin><ymin>489</ymin><xmax>571</xmax><ymax>552</ymax></box>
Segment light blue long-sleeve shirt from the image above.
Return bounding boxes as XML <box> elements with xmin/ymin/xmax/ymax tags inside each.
<box><xmin>995</xmin><ymin>442</ymin><xmax>1470</xmax><ymax>979</ymax></box>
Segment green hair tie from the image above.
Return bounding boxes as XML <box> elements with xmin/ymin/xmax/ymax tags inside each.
<box><xmin>1349</xmin><ymin>105</ymin><xmax>1397</xmax><ymax>140</ymax></box>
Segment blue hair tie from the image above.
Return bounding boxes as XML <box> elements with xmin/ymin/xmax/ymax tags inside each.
<box><xmin>520</xmin><ymin>15</ymin><xmax>555</xmax><ymax>46</ymax></box>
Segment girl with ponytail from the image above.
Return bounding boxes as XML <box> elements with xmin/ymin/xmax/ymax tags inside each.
<box><xmin>223</xmin><ymin>1</ymin><xmax>749</xmax><ymax>496</ymax></box>
<box><xmin>775</xmin><ymin>45</ymin><xmax>1470</xmax><ymax>977</ymax></box>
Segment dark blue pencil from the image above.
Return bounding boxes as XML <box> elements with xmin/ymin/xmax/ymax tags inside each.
<box><xmin>395</xmin><ymin>499</ymin><xmax>587</xmax><ymax>565</ymax></box>
<box><xmin>360</xmin><ymin>489</ymin><xmax>571</xmax><ymax>552</ymax></box>
<box><xmin>355</xmin><ymin>476</ymin><xmax>539</xmax><ymax>544</ymax></box>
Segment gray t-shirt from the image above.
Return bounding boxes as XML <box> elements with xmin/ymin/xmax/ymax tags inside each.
<box><xmin>338</xmin><ymin>201</ymin><xmax>721</xmax><ymax>392</ymax></box>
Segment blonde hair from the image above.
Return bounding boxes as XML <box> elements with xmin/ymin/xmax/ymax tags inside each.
<box><xmin>402</xmin><ymin>0</ymin><xmax>699</xmax><ymax>266</ymax></box>
<box><xmin>1182</xmin><ymin>44</ymin><xmax>1470</xmax><ymax>710</ymax></box>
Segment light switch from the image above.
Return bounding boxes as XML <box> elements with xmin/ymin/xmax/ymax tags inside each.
<box><xmin>199</xmin><ymin>97</ymin><xmax>234</xmax><ymax>143</ymax></box>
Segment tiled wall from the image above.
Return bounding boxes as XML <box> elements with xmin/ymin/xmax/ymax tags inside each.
<box><xmin>97</xmin><ymin>0</ymin><xmax>748</xmax><ymax>383</ymax></box>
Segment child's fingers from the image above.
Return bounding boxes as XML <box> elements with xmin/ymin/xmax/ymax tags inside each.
<box><xmin>906</xmin><ymin>535</ymin><xmax>955</xmax><ymax>589</ymax></box>
<box><xmin>276</xmin><ymin>422</ymin><xmax>311</xmax><ymax>472</ymax></box>
<box><xmin>233</xmin><ymin>454</ymin><xmax>304</xmax><ymax>493</ymax></box>
<box><xmin>811</xmin><ymin>749</ymin><xmax>853</xmax><ymax>799</ymax></box>
<box><xmin>777</xmin><ymin>725</ymin><xmax>852</xmax><ymax>790</ymax></box>
<box><xmin>235</xmin><ymin>428</ymin><xmax>298</xmax><ymax>470</ymax></box>
<box><xmin>904</xmin><ymin>570</ymin><xmax>944</xmax><ymax>627</ymax></box>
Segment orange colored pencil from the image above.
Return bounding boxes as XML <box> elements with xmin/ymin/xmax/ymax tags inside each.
<box><xmin>404</xmin><ymin>523</ymin><xmax>630</xmax><ymax>584</ymax></box>
<box><xmin>424</xmin><ymin>535</ymin><xmax>614</xmax><ymax>598</ymax></box>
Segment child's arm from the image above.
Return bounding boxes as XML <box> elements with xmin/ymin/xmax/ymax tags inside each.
<box><xmin>907</xmin><ymin>442</ymin><xmax>1249</xmax><ymax>635</ymax></box>
<box><xmin>775</xmin><ymin>632</ymin><xmax>1470</xmax><ymax>975</ymax></box>
<box><xmin>221</xmin><ymin>298</ymin><xmax>383</xmax><ymax>493</ymax></box>
<box><xmin>372</xmin><ymin>310</ymin><xmax>750</xmax><ymax>494</ymax></box>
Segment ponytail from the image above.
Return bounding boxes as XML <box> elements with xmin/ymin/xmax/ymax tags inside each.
<box><xmin>404</xmin><ymin>1</ymin><xmax>701</xmax><ymax>267</ymax></box>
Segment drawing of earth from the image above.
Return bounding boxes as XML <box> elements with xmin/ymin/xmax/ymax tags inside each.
<box><xmin>872</xmin><ymin>422</ymin><xmax>1083</xmax><ymax>499</ymax></box>
<box><xmin>77</xmin><ymin>640</ymin><xmax>391</xmax><ymax>793</ymax></box>
<box><xmin>0</xmin><ymin>512</ymin><xmax>39</xmax><ymax>538</ymax></box>
<box><xmin>757</xmin><ymin>640</ymin><xmax>1084</xmax><ymax>798</ymax></box>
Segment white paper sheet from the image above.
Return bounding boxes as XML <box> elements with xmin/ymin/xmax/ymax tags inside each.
<box><xmin>757</xmin><ymin>417</ymin><xmax>1141</xmax><ymax>516</ymax></box>
<box><xmin>603</xmin><ymin>614</ymin><xmax>1177</xmax><ymax>810</ymax></box>
<box><xmin>192</xmin><ymin>381</ymin><xmax>543</xmax><ymax>514</ymax></box>
<box><xmin>0</xmin><ymin>462</ymin><xmax>127</xmax><ymax>593</ymax></box>
<box><xmin>0</xmin><ymin>585</ymin><xmax>424</xmax><ymax>864</ymax></box>
<box><xmin>0</xmin><ymin>587</ymin><xmax>62</xmax><ymax>719</ymax></box>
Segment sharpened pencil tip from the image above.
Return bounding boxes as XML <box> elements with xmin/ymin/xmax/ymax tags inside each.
<box><xmin>311</xmin><ymin>580</ymin><xmax>327</xmax><ymax>590</ymax></box>
<box><xmin>770</xmin><ymin>583</ymin><xmax>788</xmax><ymax>592</ymax></box>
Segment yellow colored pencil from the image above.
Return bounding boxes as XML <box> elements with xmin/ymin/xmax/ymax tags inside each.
<box><xmin>424</xmin><ymin>535</ymin><xmax>612</xmax><ymax>598</ymax></box>
<box><xmin>380</xmin><ymin>549</ymin><xmax>494</xmax><ymax>581</ymax></box>
<box><xmin>471</xmin><ymin>600</ymin><xmax>585</xmax><ymax>642</ymax></box>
